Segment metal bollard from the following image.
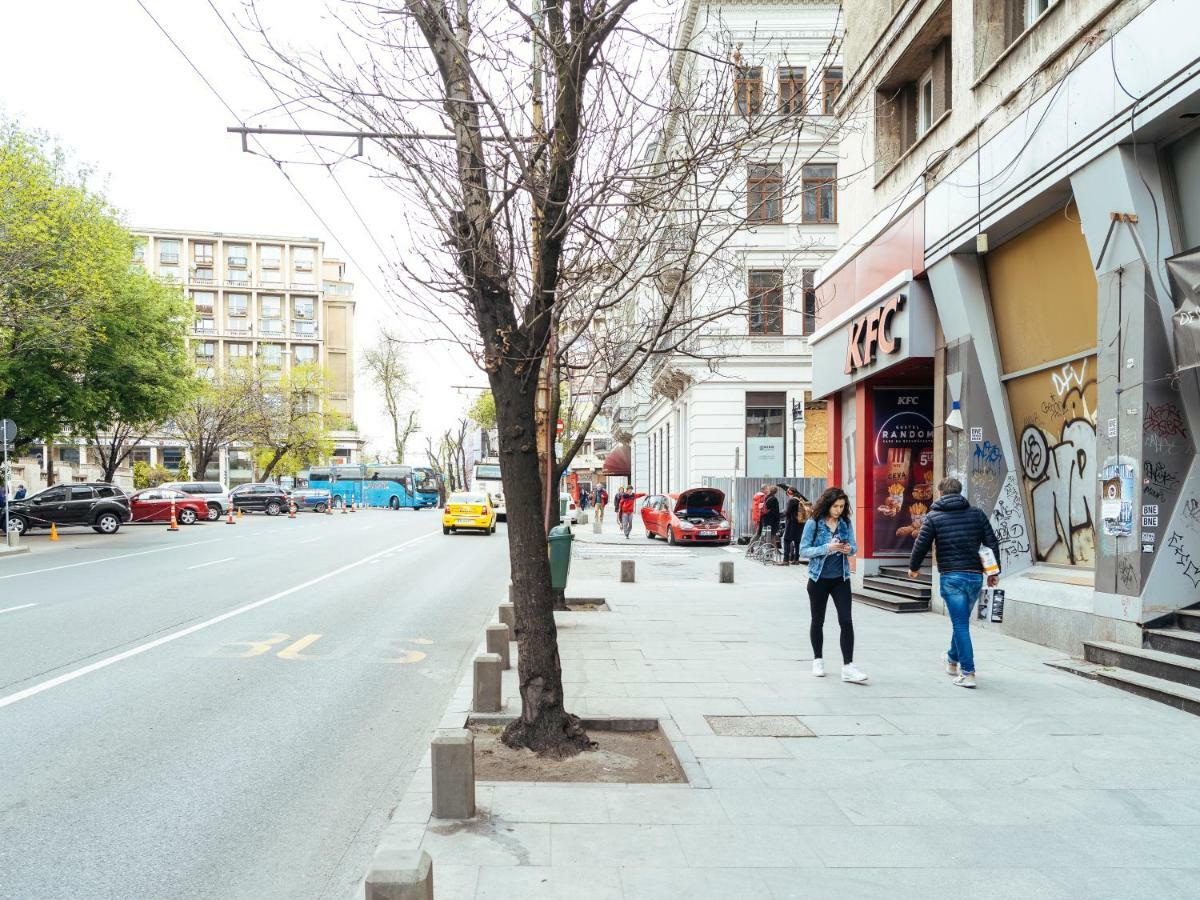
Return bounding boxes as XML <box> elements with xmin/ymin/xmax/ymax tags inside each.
<box><xmin>472</xmin><ymin>653</ymin><xmax>503</xmax><ymax>713</ymax></box>
<box><xmin>620</xmin><ymin>560</ymin><xmax>635</xmax><ymax>583</ymax></box>
<box><xmin>719</xmin><ymin>560</ymin><xmax>734</xmax><ymax>583</ymax></box>
<box><xmin>485</xmin><ymin>624</ymin><xmax>511</xmax><ymax>670</ymax></box>
<box><xmin>431</xmin><ymin>729</ymin><xmax>475</xmax><ymax>819</ymax></box>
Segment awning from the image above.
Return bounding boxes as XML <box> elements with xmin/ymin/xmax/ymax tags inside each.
<box><xmin>601</xmin><ymin>444</ymin><xmax>631</xmax><ymax>477</ymax></box>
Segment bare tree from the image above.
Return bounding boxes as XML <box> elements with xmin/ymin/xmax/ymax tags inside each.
<box><xmin>362</xmin><ymin>330</ymin><xmax>421</xmax><ymax>463</ymax></box>
<box><xmin>244</xmin><ymin>0</ymin><xmax>843</xmax><ymax>753</ymax></box>
<box><xmin>171</xmin><ymin>372</ymin><xmax>254</xmax><ymax>478</ymax></box>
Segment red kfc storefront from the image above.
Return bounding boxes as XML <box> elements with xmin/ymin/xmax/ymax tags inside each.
<box><xmin>810</xmin><ymin>208</ymin><xmax>938</xmax><ymax>599</ymax></box>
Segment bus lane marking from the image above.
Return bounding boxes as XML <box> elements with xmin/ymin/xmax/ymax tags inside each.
<box><xmin>187</xmin><ymin>557</ymin><xmax>235</xmax><ymax>571</ymax></box>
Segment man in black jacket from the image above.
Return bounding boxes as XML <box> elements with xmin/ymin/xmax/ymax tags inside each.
<box><xmin>908</xmin><ymin>477</ymin><xmax>1000</xmax><ymax>689</ymax></box>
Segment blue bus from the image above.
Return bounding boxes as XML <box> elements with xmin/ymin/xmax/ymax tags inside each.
<box><xmin>307</xmin><ymin>464</ymin><xmax>439</xmax><ymax>509</ymax></box>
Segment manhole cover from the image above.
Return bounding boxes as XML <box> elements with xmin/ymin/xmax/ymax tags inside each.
<box><xmin>704</xmin><ymin>715</ymin><xmax>815</xmax><ymax>737</ymax></box>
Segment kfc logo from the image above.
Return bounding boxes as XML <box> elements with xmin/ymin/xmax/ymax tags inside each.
<box><xmin>845</xmin><ymin>293</ymin><xmax>906</xmax><ymax>375</ymax></box>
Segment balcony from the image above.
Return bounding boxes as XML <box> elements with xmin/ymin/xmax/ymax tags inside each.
<box><xmin>191</xmin><ymin>268</ymin><xmax>215</xmax><ymax>284</ymax></box>
<box><xmin>225</xmin><ymin>321</ymin><xmax>251</xmax><ymax>336</ymax></box>
<box><xmin>159</xmin><ymin>252</ymin><xmax>180</xmax><ymax>264</ymax></box>
<box><xmin>292</xmin><ymin>324</ymin><xmax>319</xmax><ymax>338</ymax></box>
<box><xmin>227</xmin><ymin>256</ymin><xmax>248</xmax><ymax>267</ymax></box>
<box><xmin>258</xmin><ymin>320</ymin><xmax>285</xmax><ymax>337</ymax></box>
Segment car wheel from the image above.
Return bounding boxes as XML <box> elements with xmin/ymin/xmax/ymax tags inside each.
<box><xmin>646</xmin><ymin>529</ymin><xmax>655</xmax><ymax>540</ymax></box>
<box><xmin>315</xmin><ymin>503</ymin><xmax>327</xmax><ymax>514</ymax></box>
<box><xmin>206</xmin><ymin>503</ymin><xmax>221</xmax><ymax>522</ymax></box>
<box><xmin>7</xmin><ymin>516</ymin><xmax>27</xmax><ymax>536</ymax></box>
<box><xmin>667</xmin><ymin>527</ymin><xmax>676</xmax><ymax>546</ymax></box>
<box><xmin>443</xmin><ymin>526</ymin><xmax>451</xmax><ymax>535</ymax></box>
<box><xmin>490</xmin><ymin>522</ymin><xmax>497</xmax><ymax>534</ymax></box>
<box><xmin>389</xmin><ymin>496</ymin><xmax>400</xmax><ymax>510</ymax></box>
<box><xmin>94</xmin><ymin>513</ymin><xmax>121</xmax><ymax>535</ymax></box>
<box><xmin>178</xmin><ymin>508</ymin><xmax>198</xmax><ymax>525</ymax></box>
<box><xmin>266</xmin><ymin>501</ymin><xmax>281</xmax><ymax>516</ymax></box>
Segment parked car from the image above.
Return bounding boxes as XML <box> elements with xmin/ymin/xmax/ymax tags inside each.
<box><xmin>128</xmin><ymin>488</ymin><xmax>209</xmax><ymax>525</ymax></box>
<box><xmin>442</xmin><ymin>492</ymin><xmax>498</xmax><ymax>535</ymax></box>
<box><xmin>289</xmin><ymin>488</ymin><xmax>332</xmax><ymax>513</ymax></box>
<box><xmin>162</xmin><ymin>480</ymin><xmax>231</xmax><ymax>521</ymax></box>
<box><xmin>641</xmin><ymin>487</ymin><xmax>732</xmax><ymax>545</ymax></box>
<box><xmin>229</xmin><ymin>483</ymin><xmax>291</xmax><ymax>516</ymax></box>
<box><xmin>4</xmin><ymin>483</ymin><xmax>131</xmax><ymax>536</ymax></box>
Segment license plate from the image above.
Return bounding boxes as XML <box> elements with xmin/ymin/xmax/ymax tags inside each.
<box><xmin>456</xmin><ymin>518</ymin><xmax>476</xmax><ymax>525</ymax></box>
<box><xmin>700</xmin><ymin>530</ymin><xmax>716</xmax><ymax>537</ymax></box>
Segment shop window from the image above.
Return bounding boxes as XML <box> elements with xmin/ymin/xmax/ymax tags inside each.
<box><xmin>802</xmin><ymin>164</ymin><xmax>837</xmax><ymax>223</ymax></box>
<box><xmin>735</xmin><ymin>66</ymin><xmax>762</xmax><ymax>115</ymax></box>
<box><xmin>162</xmin><ymin>447</ymin><xmax>184</xmax><ymax>470</ymax></box>
<box><xmin>747</xmin><ymin>163</ymin><xmax>783</xmax><ymax>224</ymax></box>
<box><xmin>748</xmin><ymin>270</ymin><xmax>783</xmax><ymax>335</ymax></box>
<box><xmin>779</xmin><ymin>67</ymin><xmax>806</xmax><ymax>114</ymax></box>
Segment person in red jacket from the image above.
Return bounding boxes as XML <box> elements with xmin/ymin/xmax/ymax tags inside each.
<box><xmin>750</xmin><ymin>488</ymin><xmax>766</xmax><ymax>538</ymax></box>
<box><xmin>617</xmin><ymin>487</ymin><xmax>645</xmax><ymax>539</ymax></box>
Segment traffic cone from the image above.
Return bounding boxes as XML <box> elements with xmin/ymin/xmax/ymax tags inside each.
<box><xmin>168</xmin><ymin>511</ymin><xmax>179</xmax><ymax>532</ymax></box>
<box><xmin>226</xmin><ymin>505</ymin><xmax>236</xmax><ymax>524</ymax></box>
<box><xmin>49</xmin><ymin>522</ymin><xmax>59</xmax><ymax>541</ymax></box>
<box><xmin>341</xmin><ymin>499</ymin><xmax>348</xmax><ymax>514</ymax></box>
<box><xmin>325</xmin><ymin>501</ymin><xmax>332</xmax><ymax>516</ymax></box>
<box><xmin>288</xmin><ymin>502</ymin><xmax>296</xmax><ymax>519</ymax></box>
<box><xmin>350</xmin><ymin>498</ymin><xmax>356</xmax><ymax>513</ymax></box>
<box><xmin>237</xmin><ymin>507</ymin><xmax>244</xmax><ymax>519</ymax></box>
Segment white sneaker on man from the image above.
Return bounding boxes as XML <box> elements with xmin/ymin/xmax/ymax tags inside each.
<box><xmin>812</xmin><ymin>659</ymin><xmax>825</xmax><ymax>677</ymax></box>
<box><xmin>841</xmin><ymin>663</ymin><xmax>869</xmax><ymax>684</ymax></box>
<box><xmin>943</xmin><ymin>652</ymin><xmax>959</xmax><ymax>676</ymax></box>
<box><xmin>953</xmin><ymin>672</ymin><xmax>977</xmax><ymax>689</ymax></box>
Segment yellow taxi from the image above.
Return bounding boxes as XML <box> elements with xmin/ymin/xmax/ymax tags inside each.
<box><xmin>442</xmin><ymin>491</ymin><xmax>498</xmax><ymax>535</ymax></box>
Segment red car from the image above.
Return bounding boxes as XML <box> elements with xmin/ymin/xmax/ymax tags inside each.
<box><xmin>641</xmin><ymin>487</ymin><xmax>732</xmax><ymax>545</ymax></box>
<box><xmin>128</xmin><ymin>488</ymin><xmax>209</xmax><ymax>525</ymax></box>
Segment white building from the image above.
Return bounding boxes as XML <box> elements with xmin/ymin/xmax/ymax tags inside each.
<box><xmin>615</xmin><ymin>0</ymin><xmax>843</xmax><ymax>494</ymax></box>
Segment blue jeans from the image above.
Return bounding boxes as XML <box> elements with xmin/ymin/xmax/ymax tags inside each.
<box><xmin>941</xmin><ymin>571</ymin><xmax>984</xmax><ymax>674</ymax></box>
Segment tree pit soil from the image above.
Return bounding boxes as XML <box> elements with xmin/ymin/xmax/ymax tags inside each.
<box><xmin>469</xmin><ymin>723</ymin><xmax>686</xmax><ymax>784</ymax></box>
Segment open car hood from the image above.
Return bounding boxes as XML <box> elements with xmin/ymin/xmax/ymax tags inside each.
<box><xmin>674</xmin><ymin>488</ymin><xmax>724</xmax><ymax>513</ymax></box>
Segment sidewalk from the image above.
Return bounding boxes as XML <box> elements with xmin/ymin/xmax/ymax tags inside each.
<box><xmin>369</xmin><ymin>513</ymin><xmax>1200</xmax><ymax>899</ymax></box>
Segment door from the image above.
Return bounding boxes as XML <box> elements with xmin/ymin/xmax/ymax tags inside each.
<box><xmin>62</xmin><ymin>486</ymin><xmax>97</xmax><ymax>525</ymax></box>
<box><xmin>130</xmin><ymin>490</ymin><xmax>166</xmax><ymax>522</ymax></box>
<box><xmin>231</xmin><ymin>487</ymin><xmax>254</xmax><ymax>510</ymax></box>
<box><xmin>28</xmin><ymin>486</ymin><xmax>68</xmax><ymax>526</ymax></box>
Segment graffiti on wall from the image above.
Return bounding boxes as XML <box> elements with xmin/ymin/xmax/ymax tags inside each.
<box><xmin>1010</xmin><ymin>357</ymin><xmax>1097</xmax><ymax>567</ymax></box>
<box><xmin>1167</xmin><ymin>531</ymin><xmax>1200</xmax><ymax>589</ymax></box>
<box><xmin>1142</xmin><ymin>460</ymin><xmax>1181</xmax><ymax>503</ymax></box>
<box><xmin>1183</xmin><ymin>498</ymin><xmax>1200</xmax><ymax>531</ymax></box>
<box><xmin>989</xmin><ymin>472</ymin><xmax>1030</xmax><ymax>570</ymax></box>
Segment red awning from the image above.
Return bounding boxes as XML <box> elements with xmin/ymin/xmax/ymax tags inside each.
<box><xmin>601</xmin><ymin>444</ymin><xmax>631</xmax><ymax>477</ymax></box>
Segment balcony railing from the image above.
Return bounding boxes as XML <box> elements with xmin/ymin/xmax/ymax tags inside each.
<box><xmin>292</xmin><ymin>325</ymin><xmax>319</xmax><ymax>338</ymax></box>
<box><xmin>159</xmin><ymin>252</ymin><xmax>180</xmax><ymax>264</ymax></box>
<box><xmin>191</xmin><ymin>269</ymin><xmax>215</xmax><ymax>284</ymax></box>
<box><xmin>193</xmin><ymin>322</ymin><xmax>217</xmax><ymax>335</ymax></box>
<box><xmin>226</xmin><ymin>321</ymin><xmax>251</xmax><ymax>335</ymax></box>
<box><xmin>227</xmin><ymin>256</ymin><xmax>248</xmax><ymax>267</ymax></box>
<box><xmin>259</xmin><ymin>320</ymin><xmax>285</xmax><ymax>336</ymax></box>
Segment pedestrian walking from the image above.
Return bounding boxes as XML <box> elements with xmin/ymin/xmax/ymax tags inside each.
<box><xmin>782</xmin><ymin>487</ymin><xmax>804</xmax><ymax>566</ymax></box>
<box><xmin>908</xmin><ymin>476</ymin><xmax>1000</xmax><ymax>689</ymax></box>
<box><xmin>595</xmin><ymin>486</ymin><xmax>608</xmax><ymax>523</ymax></box>
<box><xmin>761</xmin><ymin>485</ymin><xmax>781</xmax><ymax>547</ymax></box>
<box><xmin>579</xmin><ymin>490</ymin><xmax>589</xmax><ymax>511</ymax></box>
<box><xmin>617</xmin><ymin>487</ymin><xmax>644</xmax><ymax>538</ymax></box>
<box><xmin>799</xmin><ymin>487</ymin><xmax>868</xmax><ymax>684</ymax></box>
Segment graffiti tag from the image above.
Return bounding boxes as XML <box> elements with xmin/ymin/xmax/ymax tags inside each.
<box><xmin>1018</xmin><ymin>419</ymin><xmax>1096</xmax><ymax>565</ymax></box>
<box><xmin>1166</xmin><ymin>531</ymin><xmax>1200</xmax><ymax>589</ymax></box>
<box><xmin>1052</xmin><ymin>358</ymin><xmax>1089</xmax><ymax>398</ymax></box>
<box><xmin>1183</xmin><ymin>498</ymin><xmax>1200</xmax><ymax>530</ymax></box>
<box><xmin>972</xmin><ymin>440</ymin><xmax>1003</xmax><ymax>476</ymax></box>
<box><xmin>1144</xmin><ymin>402</ymin><xmax>1188</xmax><ymax>440</ymax></box>
<box><xmin>1142</xmin><ymin>460</ymin><xmax>1180</xmax><ymax>502</ymax></box>
<box><xmin>1118</xmin><ymin>558</ymin><xmax>1137</xmax><ymax>591</ymax></box>
<box><xmin>990</xmin><ymin>473</ymin><xmax>1030</xmax><ymax>569</ymax></box>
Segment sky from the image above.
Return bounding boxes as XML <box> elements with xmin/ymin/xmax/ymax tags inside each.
<box><xmin>0</xmin><ymin>0</ymin><xmax>491</xmax><ymax>463</ymax></box>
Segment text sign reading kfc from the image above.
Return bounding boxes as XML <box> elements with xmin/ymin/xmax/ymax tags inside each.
<box><xmin>845</xmin><ymin>294</ymin><xmax>906</xmax><ymax>375</ymax></box>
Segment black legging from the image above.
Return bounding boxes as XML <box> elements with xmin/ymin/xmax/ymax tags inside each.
<box><xmin>783</xmin><ymin>530</ymin><xmax>801</xmax><ymax>562</ymax></box>
<box><xmin>808</xmin><ymin>575</ymin><xmax>854</xmax><ymax>664</ymax></box>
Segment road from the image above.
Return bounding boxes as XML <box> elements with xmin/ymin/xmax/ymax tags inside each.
<box><xmin>0</xmin><ymin>508</ymin><xmax>510</xmax><ymax>899</ymax></box>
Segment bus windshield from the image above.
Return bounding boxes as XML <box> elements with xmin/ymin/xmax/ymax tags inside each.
<box><xmin>474</xmin><ymin>464</ymin><xmax>502</xmax><ymax>480</ymax></box>
<box><xmin>414</xmin><ymin>467</ymin><xmax>440</xmax><ymax>493</ymax></box>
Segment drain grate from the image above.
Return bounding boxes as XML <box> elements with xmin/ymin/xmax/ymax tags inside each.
<box><xmin>704</xmin><ymin>715</ymin><xmax>815</xmax><ymax>737</ymax></box>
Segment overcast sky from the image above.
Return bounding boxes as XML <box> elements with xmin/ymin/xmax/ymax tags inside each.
<box><xmin>1</xmin><ymin>0</ymin><xmax>492</xmax><ymax>462</ymax></box>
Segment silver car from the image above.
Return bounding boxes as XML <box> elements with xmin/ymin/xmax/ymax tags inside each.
<box><xmin>162</xmin><ymin>481</ymin><xmax>231</xmax><ymax>521</ymax></box>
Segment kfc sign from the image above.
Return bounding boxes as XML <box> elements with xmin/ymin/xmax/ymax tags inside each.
<box><xmin>845</xmin><ymin>293</ymin><xmax>906</xmax><ymax>375</ymax></box>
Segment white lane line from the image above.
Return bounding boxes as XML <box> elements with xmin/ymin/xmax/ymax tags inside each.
<box><xmin>0</xmin><ymin>539</ymin><xmax>224</xmax><ymax>581</ymax></box>
<box><xmin>186</xmin><ymin>557</ymin><xmax>236</xmax><ymax>571</ymax></box>
<box><xmin>299</xmin><ymin>537</ymin><xmax>321</xmax><ymax>544</ymax></box>
<box><xmin>0</xmin><ymin>533</ymin><xmax>433</xmax><ymax>711</ymax></box>
<box><xmin>0</xmin><ymin>603</ymin><xmax>36</xmax><ymax>615</ymax></box>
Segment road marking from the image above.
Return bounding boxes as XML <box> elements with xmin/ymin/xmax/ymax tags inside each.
<box><xmin>186</xmin><ymin>556</ymin><xmax>235</xmax><ymax>571</ymax></box>
<box><xmin>0</xmin><ymin>533</ymin><xmax>433</xmax><ymax>710</ymax></box>
<box><xmin>0</xmin><ymin>603</ymin><xmax>36</xmax><ymax>615</ymax></box>
<box><xmin>277</xmin><ymin>634</ymin><xmax>324</xmax><ymax>660</ymax></box>
<box><xmin>299</xmin><ymin>537</ymin><xmax>321</xmax><ymax>544</ymax></box>
<box><xmin>0</xmin><ymin>539</ymin><xmax>223</xmax><ymax>581</ymax></box>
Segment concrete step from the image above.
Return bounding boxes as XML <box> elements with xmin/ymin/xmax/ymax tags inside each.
<box><xmin>879</xmin><ymin>565</ymin><xmax>930</xmax><ymax>584</ymax></box>
<box><xmin>1083</xmin><ymin>641</ymin><xmax>1200</xmax><ymax>690</ymax></box>
<box><xmin>1145</xmin><ymin>628</ymin><xmax>1200</xmax><ymax>661</ymax></box>
<box><xmin>852</xmin><ymin>586</ymin><xmax>929</xmax><ymax>614</ymax></box>
<box><xmin>1176</xmin><ymin>610</ymin><xmax>1200</xmax><ymax>633</ymax></box>
<box><xmin>1047</xmin><ymin>658</ymin><xmax>1200</xmax><ymax>717</ymax></box>
<box><xmin>862</xmin><ymin>575</ymin><xmax>931</xmax><ymax>600</ymax></box>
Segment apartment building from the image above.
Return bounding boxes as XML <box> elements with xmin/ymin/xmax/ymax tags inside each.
<box><xmin>614</xmin><ymin>0</ymin><xmax>843</xmax><ymax>495</ymax></box>
<box><xmin>812</xmin><ymin>0</ymin><xmax>1200</xmax><ymax>649</ymax></box>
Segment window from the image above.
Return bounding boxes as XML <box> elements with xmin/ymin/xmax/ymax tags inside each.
<box><xmin>260</xmin><ymin>245</ymin><xmax>281</xmax><ymax>269</ymax></box>
<box><xmin>194</xmin><ymin>242</ymin><xmax>214</xmax><ymax>264</ymax></box>
<box><xmin>192</xmin><ymin>267</ymin><xmax>214</xmax><ymax>284</ymax></box>
<box><xmin>192</xmin><ymin>292</ymin><xmax>215</xmax><ymax>317</ymax></box>
<box><xmin>227</xmin><ymin>294</ymin><xmax>248</xmax><ymax>317</ymax></box>
<box><xmin>228</xmin><ymin>268</ymin><xmax>249</xmax><ymax>285</ymax></box>
<box><xmin>748</xmin><ymin>270</ymin><xmax>783</xmax><ymax>336</ymax></box>
<box><xmin>822</xmin><ymin>68</ymin><xmax>843</xmax><ymax>113</ymax></box>
<box><xmin>294</xmin><ymin>246</ymin><xmax>315</xmax><ymax>281</ymax></box>
<box><xmin>194</xmin><ymin>341</ymin><xmax>216</xmax><ymax>360</ymax></box>
<box><xmin>801</xmin><ymin>269</ymin><xmax>817</xmax><ymax>335</ymax></box>
<box><xmin>227</xmin><ymin>244</ymin><xmax>248</xmax><ymax>267</ymax></box>
<box><xmin>261</xmin><ymin>343</ymin><xmax>284</xmax><ymax>367</ymax></box>
<box><xmin>293</xmin><ymin>345</ymin><xmax>317</xmax><ymax>365</ymax></box>
<box><xmin>59</xmin><ymin>447</ymin><xmax>81</xmax><ymax>465</ymax></box>
<box><xmin>227</xmin><ymin>342</ymin><xmax>250</xmax><ymax>359</ymax></box>
<box><xmin>162</xmin><ymin>447</ymin><xmax>183</xmax><ymax>470</ymax></box>
<box><xmin>260</xmin><ymin>295</ymin><xmax>283</xmax><ymax>335</ymax></box>
<box><xmin>802</xmin><ymin>164</ymin><xmax>837</xmax><ymax>223</ymax></box>
<box><xmin>917</xmin><ymin>68</ymin><xmax>934</xmax><ymax>137</ymax></box>
<box><xmin>734</xmin><ymin>66</ymin><xmax>762</xmax><ymax>115</ymax></box>
<box><xmin>746</xmin><ymin>163</ymin><xmax>783</xmax><ymax>224</ymax></box>
<box><xmin>1025</xmin><ymin>0</ymin><xmax>1056</xmax><ymax>28</ymax></box>
<box><xmin>158</xmin><ymin>239</ymin><xmax>180</xmax><ymax>264</ymax></box>
<box><xmin>70</xmin><ymin>486</ymin><xmax>94</xmax><ymax>501</ymax></box>
<box><xmin>778</xmin><ymin>66</ymin><xmax>806</xmax><ymax>114</ymax></box>
<box><xmin>294</xmin><ymin>297</ymin><xmax>314</xmax><ymax>320</ymax></box>
<box><xmin>132</xmin><ymin>241</ymin><xmax>146</xmax><ymax>263</ymax></box>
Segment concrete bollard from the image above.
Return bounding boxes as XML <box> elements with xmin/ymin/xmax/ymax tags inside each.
<box><xmin>508</xmin><ymin>582</ymin><xmax>515</xmax><ymax>603</ymax></box>
<box><xmin>472</xmin><ymin>653</ymin><xmax>503</xmax><ymax>713</ymax></box>
<box><xmin>620</xmin><ymin>560</ymin><xmax>636</xmax><ymax>583</ymax></box>
<box><xmin>431</xmin><ymin>729</ymin><xmax>475</xmax><ymax>819</ymax></box>
<box><xmin>364</xmin><ymin>848</ymin><xmax>433</xmax><ymax>900</ymax></box>
<box><xmin>485</xmin><ymin>624</ymin><xmax>511</xmax><ymax>670</ymax></box>
<box><xmin>579</xmin><ymin>510</ymin><xmax>589</xmax><ymax>524</ymax></box>
<box><xmin>498</xmin><ymin>602</ymin><xmax>516</xmax><ymax>633</ymax></box>
<box><xmin>719</xmin><ymin>560</ymin><xmax>734</xmax><ymax>583</ymax></box>
<box><xmin>592</xmin><ymin>517</ymin><xmax>602</xmax><ymax>534</ymax></box>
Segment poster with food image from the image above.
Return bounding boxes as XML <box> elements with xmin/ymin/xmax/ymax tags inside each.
<box><xmin>872</xmin><ymin>387</ymin><xmax>935</xmax><ymax>554</ymax></box>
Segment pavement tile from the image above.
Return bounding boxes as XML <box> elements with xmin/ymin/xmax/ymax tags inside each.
<box><xmin>475</xmin><ymin>865</ymin><xmax>623</xmax><ymax>899</ymax></box>
<box><xmin>490</xmin><ymin>785</ymin><xmax>610</xmax><ymax>824</ymax></box>
<box><xmin>434</xmin><ymin>864</ymin><xmax>481</xmax><ymax>898</ymax></box>
<box><xmin>550</xmin><ymin>823</ymin><xmax>686</xmax><ymax>867</ymax></box>
<box><xmin>715</xmin><ymin>788</ymin><xmax>852</xmax><ymax>826</ymax></box>
<box><xmin>685</xmin><ymin>735</ymin><xmax>792</xmax><ymax>759</ymax></box>
<box><xmin>760</xmin><ymin>866</ymin><xmax>1071</xmax><ymax>900</ymax></box>
<box><xmin>603</xmin><ymin>785</ymin><xmax>730</xmax><ymax>825</ymax></box>
<box><xmin>621</xmin><ymin>865</ymin><xmax>773</xmax><ymax>900</ymax></box>
<box><xmin>673</xmin><ymin>824</ymin><xmax>824</xmax><ymax>868</ymax></box>
<box><xmin>420</xmin><ymin>821</ymin><xmax>550</xmax><ymax>867</ymax></box>
<box><xmin>796</xmin><ymin>715</ymin><xmax>900</xmax><ymax>736</ymax></box>
<box><xmin>827</xmin><ymin>788</ymin><xmax>960</xmax><ymax>826</ymax></box>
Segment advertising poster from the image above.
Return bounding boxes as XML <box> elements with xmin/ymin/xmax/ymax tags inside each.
<box><xmin>746</xmin><ymin>437</ymin><xmax>784</xmax><ymax>477</ymax></box>
<box><xmin>871</xmin><ymin>387</ymin><xmax>935</xmax><ymax>554</ymax></box>
<box><xmin>1099</xmin><ymin>459</ymin><xmax>1135</xmax><ymax>538</ymax></box>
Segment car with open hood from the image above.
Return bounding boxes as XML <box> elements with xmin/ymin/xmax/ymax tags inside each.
<box><xmin>640</xmin><ymin>487</ymin><xmax>732</xmax><ymax>545</ymax></box>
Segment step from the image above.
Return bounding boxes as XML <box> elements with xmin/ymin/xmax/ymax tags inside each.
<box><xmin>1047</xmin><ymin>658</ymin><xmax>1200</xmax><ymax>717</ymax></box>
<box><xmin>1083</xmin><ymin>641</ymin><xmax>1200</xmax><ymax>690</ymax></box>
<box><xmin>879</xmin><ymin>565</ymin><xmax>931</xmax><ymax>584</ymax></box>
<box><xmin>862</xmin><ymin>575</ymin><xmax>932</xmax><ymax>600</ymax></box>
<box><xmin>1176</xmin><ymin>610</ymin><xmax>1200</xmax><ymax>633</ymax></box>
<box><xmin>852</xmin><ymin>586</ymin><xmax>929</xmax><ymax>614</ymax></box>
<box><xmin>1146</xmin><ymin>628</ymin><xmax>1200</xmax><ymax>661</ymax></box>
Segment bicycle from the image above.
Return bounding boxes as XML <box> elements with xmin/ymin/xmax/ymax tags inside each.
<box><xmin>744</xmin><ymin>531</ymin><xmax>782</xmax><ymax>566</ymax></box>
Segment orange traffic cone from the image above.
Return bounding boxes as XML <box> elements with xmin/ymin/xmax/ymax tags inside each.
<box><xmin>288</xmin><ymin>502</ymin><xmax>296</xmax><ymax>519</ymax></box>
<box><xmin>237</xmin><ymin>507</ymin><xmax>244</xmax><ymax>519</ymax></box>
<box><xmin>325</xmin><ymin>501</ymin><xmax>332</xmax><ymax>516</ymax></box>
<box><xmin>341</xmin><ymin>499</ymin><xmax>348</xmax><ymax>514</ymax></box>
<box><xmin>226</xmin><ymin>505</ymin><xmax>236</xmax><ymax>524</ymax></box>
<box><xmin>350</xmin><ymin>498</ymin><xmax>356</xmax><ymax>513</ymax></box>
<box><xmin>49</xmin><ymin>522</ymin><xmax>60</xmax><ymax>541</ymax></box>
<box><xmin>168</xmin><ymin>511</ymin><xmax>179</xmax><ymax>532</ymax></box>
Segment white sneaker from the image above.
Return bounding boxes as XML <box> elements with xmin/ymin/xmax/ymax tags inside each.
<box><xmin>943</xmin><ymin>652</ymin><xmax>959</xmax><ymax>676</ymax></box>
<box><xmin>812</xmin><ymin>659</ymin><xmax>825</xmax><ymax>677</ymax></box>
<box><xmin>841</xmin><ymin>663</ymin><xmax>869</xmax><ymax>684</ymax></box>
<box><xmin>953</xmin><ymin>672</ymin><xmax>977</xmax><ymax>689</ymax></box>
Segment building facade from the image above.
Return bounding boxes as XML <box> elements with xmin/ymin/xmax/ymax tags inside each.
<box><xmin>616</xmin><ymin>0</ymin><xmax>844</xmax><ymax>496</ymax></box>
<box><xmin>814</xmin><ymin>0</ymin><xmax>1200</xmax><ymax>650</ymax></box>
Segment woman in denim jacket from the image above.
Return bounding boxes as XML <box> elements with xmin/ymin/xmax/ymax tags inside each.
<box><xmin>799</xmin><ymin>487</ymin><xmax>868</xmax><ymax>684</ymax></box>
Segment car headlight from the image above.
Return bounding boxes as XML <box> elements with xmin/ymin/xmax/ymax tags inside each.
<box><xmin>678</xmin><ymin>521</ymin><xmax>695</xmax><ymax>530</ymax></box>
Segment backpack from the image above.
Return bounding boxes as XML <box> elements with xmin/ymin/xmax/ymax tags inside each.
<box><xmin>794</xmin><ymin>498</ymin><xmax>813</xmax><ymax>525</ymax></box>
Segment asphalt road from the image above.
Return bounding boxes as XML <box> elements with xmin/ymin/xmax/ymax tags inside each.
<box><xmin>0</xmin><ymin>508</ymin><xmax>510</xmax><ymax>899</ymax></box>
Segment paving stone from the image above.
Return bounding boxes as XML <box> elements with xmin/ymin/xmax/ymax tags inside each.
<box><xmin>705</xmin><ymin>715</ymin><xmax>815</xmax><ymax>737</ymax></box>
<box><xmin>475</xmin><ymin>865</ymin><xmax>622</xmax><ymax>899</ymax></box>
<box><xmin>550</xmin><ymin>823</ymin><xmax>686</xmax><ymax>867</ymax></box>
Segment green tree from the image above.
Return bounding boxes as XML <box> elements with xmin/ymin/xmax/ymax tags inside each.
<box><xmin>176</xmin><ymin>458</ymin><xmax>191</xmax><ymax>481</ymax></box>
<box><xmin>243</xmin><ymin>363</ymin><xmax>338</xmax><ymax>480</ymax></box>
<box><xmin>467</xmin><ymin>391</ymin><xmax>496</xmax><ymax>431</ymax></box>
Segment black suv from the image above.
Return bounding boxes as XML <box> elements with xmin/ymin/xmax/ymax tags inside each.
<box><xmin>4</xmin><ymin>483</ymin><xmax>131</xmax><ymax>536</ymax></box>
<box><xmin>229</xmin><ymin>483</ymin><xmax>291</xmax><ymax>516</ymax></box>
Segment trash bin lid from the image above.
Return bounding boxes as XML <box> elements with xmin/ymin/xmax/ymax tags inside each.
<box><xmin>547</xmin><ymin>524</ymin><xmax>573</xmax><ymax>539</ymax></box>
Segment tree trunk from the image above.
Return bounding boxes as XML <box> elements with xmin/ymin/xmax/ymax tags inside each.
<box><xmin>493</xmin><ymin>369</ymin><xmax>591</xmax><ymax>757</ymax></box>
<box><xmin>261</xmin><ymin>449</ymin><xmax>286</xmax><ymax>480</ymax></box>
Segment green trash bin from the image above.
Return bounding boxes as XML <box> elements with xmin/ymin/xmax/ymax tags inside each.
<box><xmin>547</xmin><ymin>523</ymin><xmax>574</xmax><ymax>590</ymax></box>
